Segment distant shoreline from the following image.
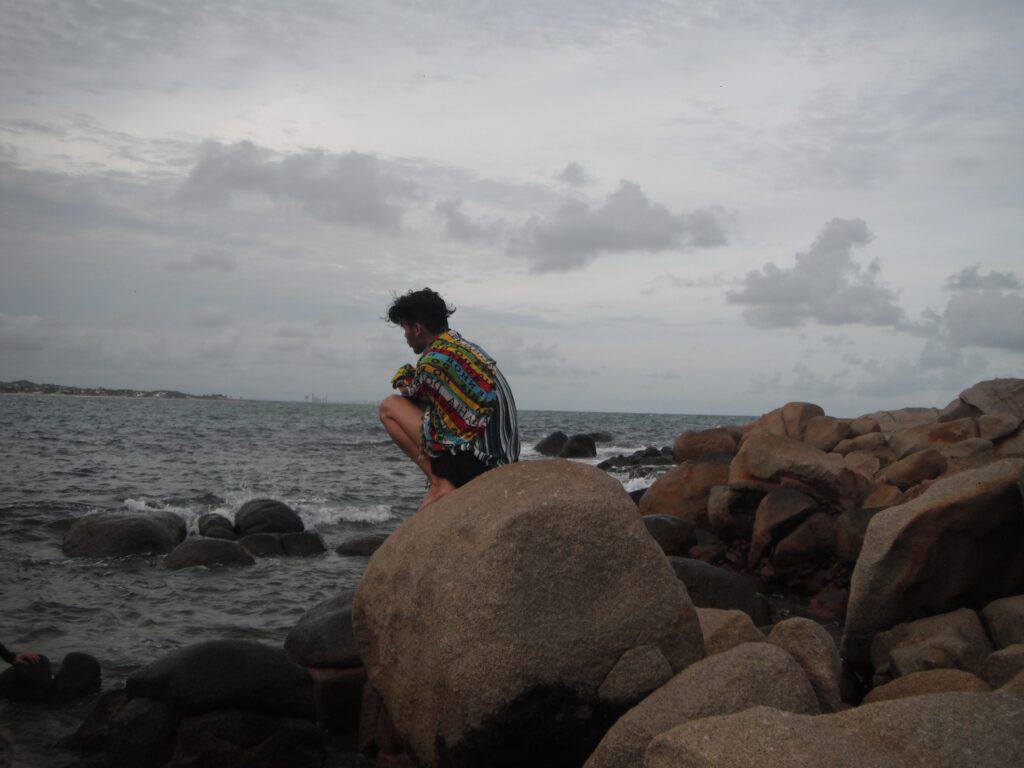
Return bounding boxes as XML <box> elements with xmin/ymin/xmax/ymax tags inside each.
<box><xmin>0</xmin><ymin>380</ymin><xmax>239</xmax><ymax>401</ymax></box>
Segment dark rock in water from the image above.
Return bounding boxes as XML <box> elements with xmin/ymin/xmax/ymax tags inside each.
<box><xmin>667</xmin><ymin>557</ymin><xmax>771</xmax><ymax>625</ymax></box>
<box><xmin>234</xmin><ymin>499</ymin><xmax>304</xmax><ymax>536</ymax></box>
<box><xmin>52</xmin><ymin>652</ymin><xmax>101</xmax><ymax>699</ymax></box>
<box><xmin>643</xmin><ymin>515</ymin><xmax>696</xmax><ymax>556</ymax></box>
<box><xmin>309</xmin><ymin>667</ymin><xmax>367</xmax><ymax>735</ymax></box>
<box><xmin>587</xmin><ymin>431</ymin><xmax>614</xmax><ymax>443</ymax></box>
<box><xmin>59</xmin><ymin>688</ymin><xmax>128</xmax><ymax>755</ymax></box>
<box><xmin>285</xmin><ymin>589</ymin><xmax>361</xmax><ymax>669</ymax></box>
<box><xmin>164</xmin><ymin>538</ymin><xmax>255</xmax><ymax>569</ymax></box>
<box><xmin>197</xmin><ymin>512</ymin><xmax>236</xmax><ymax>540</ymax></box>
<box><xmin>628</xmin><ymin>489</ymin><xmax>647</xmax><ymax>506</ymax></box>
<box><xmin>559</xmin><ymin>433</ymin><xmax>597</xmax><ymax>458</ymax></box>
<box><xmin>282</xmin><ymin>531</ymin><xmax>326</xmax><ymax>556</ymax></box>
<box><xmin>106</xmin><ymin>697</ymin><xmax>179</xmax><ymax>768</ymax></box>
<box><xmin>171</xmin><ymin>709</ymin><xmax>324</xmax><ymax>768</ymax></box>
<box><xmin>127</xmin><ymin>639</ymin><xmax>315</xmax><ymax>720</ymax></box>
<box><xmin>335</xmin><ymin>533</ymin><xmax>389</xmax><ymax>557</ymax></box>
<box><xmin>534</xmin><ymin>431</ymin><xmax>569</xmax><ymax>456</ymax></box>
<box><xmin>0</xmin><ymin>655</ymin><xmax>52</xmax><ymax>701</ymax></box>
<box><xmin>239</xmin><ymin>532</ymin><xmax>285</xmax><ymax>556</ymax></box>
<box><xmin>63</xmin><ymin>511</ymin><xmax>186</xmax><ymax>558</ymax></box>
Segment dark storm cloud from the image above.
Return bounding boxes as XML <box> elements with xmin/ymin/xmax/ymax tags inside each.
<box><xmin>727</xmin><ymin>218</ymin><xmax>905</xmax><ymax>328</ymax></box>
<box><xmin>517</xmin><ymin>180</ymin><xmax>729</xmax><ymax>272</ymax></box>
<box><xmin>944</xmin><ymin>265</ymin><xmax>1022</xmax><ymax>292</ymax></box>
<box><xmin>178</xmin><ymin>141</ymin><xmax>416</xmax><ymax>231</ymax></box>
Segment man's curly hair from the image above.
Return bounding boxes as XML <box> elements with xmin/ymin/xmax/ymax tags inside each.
<box><xmin>386</xmin><ymin>288</ymin><xmax>456</xmax><ymax>333</ymax></box>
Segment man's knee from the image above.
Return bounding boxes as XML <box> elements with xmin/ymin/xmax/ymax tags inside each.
<box><xmin>379</xmin><ymin>394</ymin><xmax>402</xmax><ymax>421</ymax></box>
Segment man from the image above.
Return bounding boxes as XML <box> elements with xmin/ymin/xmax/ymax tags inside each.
<box><xmin>379</xmin><ymin>288</ymin><xmax>519</xmax><ymax>510</ymax></box>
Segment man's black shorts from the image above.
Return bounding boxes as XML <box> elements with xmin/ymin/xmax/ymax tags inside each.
<box><xmin>430</xmin><ymin>450</ymin><xmax>491</xmax><ymax>488</ymax></box>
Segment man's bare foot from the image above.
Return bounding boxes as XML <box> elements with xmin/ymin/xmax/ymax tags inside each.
<box><xmin>418</xmin><ymin>477</ymin><xmax>456</xmax><ymax>511</ymax></box>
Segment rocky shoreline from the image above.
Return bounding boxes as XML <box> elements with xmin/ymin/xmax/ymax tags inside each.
<box><xmin>7</xmin><ymin>377</ymin><xmax>1024</xmax><ymax>767</ymax></box>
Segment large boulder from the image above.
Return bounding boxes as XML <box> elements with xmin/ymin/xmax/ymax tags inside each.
<box><xmin>842</xmin><ymin>459</ymin><xmax>1024</xmax><ymax>665</ymax></box>
<box><xmin>802</xmin><ymin>415</ymin><xmax>851</xmax><ymax>452</ymax></box>
<box><xmin>980</xmin><ymin>413</ymin><xmax>1023</xmax><ymax>442</ymax></box>
<box><xmin>730</xmin><ymin>433</ymin><xmax>870</xmax><ymax>510</ymax></box>
<box><xmin>641</xmin><ymin>515</ymin><xmax>695</xmax><ymax>556</ymax></box>
<box><xmin>696</xmin><ymin>608</ymin><xmax>765</xmax><ymax>656</ymax></box>
<box><xmin>767</xmin><ymin>617</ymin><xmax>843</xmax><ymax>713</ymax></box>
<box><xmin>673</xmin><ymin>428</ymin><xmax>737</xmax><ymax>462</ymax></box>
<box><xmin>855</xmin><ymin>407</ymin><xmax>940</xmax><ymax>432</ymax></box>
<box><xmin>982</xmin><ymin>644</ymin><xmax>1024</xmax><ymax>688</ymax></box>
<box><xmin>705</xmin><ymin>486</ymin><xmax>762</xmax><ymax>541</ymax></box>
<box><xmin>285</xmin><ymin>590</ymin><xmax>361</xmax><ymax>669</ymax></box>
<box><xmin>869</xmin><ymin>608</ymin><xmax>994</xmax><ymax>680</ymax></box>
<box><xmin>164</xmin><ymin>538</ymin><xmax>255</xmax><ymax>569</ymax></box>
<box><xmin>958</xmin><ymin>378</ymin><xmax>1024</xmax><ymax>418</ymax></box>
<box><xmin>638</xmin><ymin>457</ymin><xmax>730</xmax><ymax>527</ymax></box>
<box><xmin>583</xmin><ymin>643</ymin><xmax>819</xmax><ymax>768</ymax></box>
<box><xmin>63</xmin><ymin>512</ymin><xmax>185</xmax><ymax>558</ymax></box>
<box><xmin>352</xmin><ymin>460</ymin><xmax>705</xmax><ymax>768</ymax></box>
<box><xmin>747</xmin><ymin>488</ymin><xmax>818</xmax><ymax>567</ymax></box>
<box><xmin>887</xmin><ymin>417</ymin><xmax>979</xmax><ymax>460</ymax></box>
<box><xmin>982</xmin><ymin>594</ymin><xmax>1024</xmax><ymax>648</ymax></box>
<box><xmin>335</xmin><ymin>533</ymin><xmax>389</xmax><ymax>557</ymax></box>
<box><xmin>862</xmin><ymin>668</ymin><xmax>989</xmax><ymax>703</ymax></box>
<box><xmin>52</xmin><ymin>652</ymin><xmax>102</xmax><ymax>700</ymax></box>
<box><xmin>234</xmin><ymin>499</ymin><xmax>304</xmax><ymax>536</ymax></box>
<box><xmin>126</xmin><ymin>640</ymin><xmax>315</xmax><ymax>720</ymax></box>
<box><xmin>559</xmin><ymin>433</ymin><xmax>597</xmax><ymax>458</ymax></box>
<box><xmin>667</xmin><ymin>558</ymin><xmax>770</xmax><ymax>625</ymax></box>
<box><xmin>197</xmin><ymin>513</ymin><xmax>235</xmax><ymax>540</ymax></box>
<box><xmin>167</xmin><ymin>708</ymin><xmax>324</xmax><ymax>768</ymax></box>
<box><xmin>883</xmin><ymin>448</ymin><xmax>947</xmax><ymax>490</ymax></box>
<box><xmin>644</xmin><ymin>693</ymin><xmax>1024</xmax><ymax>768</ymax></box>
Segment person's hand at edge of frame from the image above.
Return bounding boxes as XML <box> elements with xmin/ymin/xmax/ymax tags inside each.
<box><xmin>14</xmin><ymin>652</ymin><xmax>41</xmax><ymax>665</ymax></box>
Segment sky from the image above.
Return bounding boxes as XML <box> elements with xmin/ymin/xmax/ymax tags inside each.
<box><xmin>1</xmin><ymin>1</ymin><xmax>1022</xmax><ymax>416</ymax></box>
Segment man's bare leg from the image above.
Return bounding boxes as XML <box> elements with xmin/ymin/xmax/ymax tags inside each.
<box><xmin>379</xmin><ymin>395</ymin><xmax>456</xmax><ymax>510</ymax></box>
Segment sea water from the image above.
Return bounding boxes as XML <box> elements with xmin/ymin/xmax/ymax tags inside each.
<box><xmin>0</xmin><ymin>395</ymin><xmax>750</xmax><ymax>765</ymax></box>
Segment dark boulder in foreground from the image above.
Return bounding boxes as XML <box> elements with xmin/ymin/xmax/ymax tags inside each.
<box><xmin>354</xmin><ymin>459</ymin><xmax>704</xmax><ymax>768</ymax></box>
<box><xmin>234</xmin><ymin>499</ymin><xmax>304</xmax><ymax>536</ymax></box>
<box><xmin>559</xmin><ymin>433</ymin><xmax>598</xmax><ymax>458</ymax></box>
<box><xmin>63</xmin><ymin>511</ymin><xmax>186</xmax><ymax>558</ymax></box>
<box><xmin>52</xmin><ymin>652</ymin><xmax>102</xmax><ymax>699</ymax></box>
<box><xmin>164</xmin><ymin>538</ymin><xmax>255</xmax><ymax>569</ymax></box>
<box><xmin>335</xmin><ymin>532</ymin><xmax>389</xmax><ymax>556</ymax></box>
<box><xmin>533</xmin><ymin>431</ymin><xmax>568</xmax><ymax>456</ymax></box>
<box><xmin>644</xmin><ymin>693</ymin><xmax>1024</xmax><ymax>768</ymax></box>
<box><xmin>285</xmin><ymin>589</ymin><xmax>361</xmax><ymax>669</ymax></box>
<box><xmin>127</xmin><ymin>639</ymin><xmax>315</xmax><ymax>720</ymax></box>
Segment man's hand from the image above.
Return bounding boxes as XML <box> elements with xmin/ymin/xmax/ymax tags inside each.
<box><xmin>14</xmin><ymin>652</ymin><xmax>41</xmax><ymax>664</ymax></box>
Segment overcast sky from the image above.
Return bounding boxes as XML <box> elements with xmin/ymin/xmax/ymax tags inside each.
<box><xmin>1</xmin><ymin>1</ymin><xmax>1022</xmax><ymax>415</ymax></box>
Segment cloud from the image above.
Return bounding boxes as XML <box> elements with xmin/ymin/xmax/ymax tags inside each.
<box><xmin>944</xmin><ymin>289</ymin><xmax>1024</xmax><ymax>352</ymax></box>
<box><xmin>434</xmin><ymin>198</ymin><xmax>504</xmax><ymax>243</ymax></box>
<box><xmin>944</xmin><ymin>265</ymin><xmax>1022</xmax><ymax>292</ymax></box>
<box><xmin>166</xmin><ymin>251</ymin><xmax>237</xmax><ymax>273</ymax></box>
<box><xmin>854</xmin><ymin>348</ymin><xmax>988</xmax><ymax>398</ymax></box>
<box><xmin>556</xmin><ymin>161</ymin><xmax>590</xmax><ymax>186</ymax></box>
<box><xmin>178</xmin><ymin>141</ymin><xmax>416</xmax><ymax>231</ymax></box>
<box><xmin>727</xmin><ymin>217</ymin><xmax>905</xmax><ymax>328</ymax></box>
<box><xmin>517</xmin><ymin>180</ymin><xmax>728</xmax><ymax>272</ymax></box>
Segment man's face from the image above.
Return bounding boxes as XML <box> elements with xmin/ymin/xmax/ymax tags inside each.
<box><xmin>402</xmin><ymin>322</ymin><xmax>428</xmax><ymax>354</ymax></box>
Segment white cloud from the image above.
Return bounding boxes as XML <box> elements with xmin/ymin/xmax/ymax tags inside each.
<box><xmin>944</xmin><ymin>265</ymin><xmax>1022</xmax><ymax>292</ymax></box>
<box><xmin>556</xmin><ymin>161</ymin><xmax>590</xmax><ymax>186</ymax></box>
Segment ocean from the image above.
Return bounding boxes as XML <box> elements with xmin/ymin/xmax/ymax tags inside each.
<box><xmin>0</xmin><ymin>394</ymin><xmax>750</xmax><ymax>766</ymax></box>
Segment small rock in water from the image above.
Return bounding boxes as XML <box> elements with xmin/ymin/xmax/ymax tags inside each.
<box><xmin>239</xmin><ymin>532</ymin><xmax>285</xmax><ymax>556</ymax></box>
<box><xmin>533</xmin><ymin>431</ymin><xmax>568</xmax><ymax>456</ymax></box>
<box><xmin>335</xmin><ymin>532</ymin><xmax>389</xmax><ymax>556</ymax></box>
<box><xmin>234</xmin><ymin>498</ymin><xmax>304</xmax><ymax>536</ymax></box>
<box><xmin>164</xmin><ymin>538</ymin><xmax>255</xmax><ymax>569</ymax></box>
<box><xmin>559</xmin><ymin>433</ymin><xmax>597</xmax><ymax>458</ymax></box>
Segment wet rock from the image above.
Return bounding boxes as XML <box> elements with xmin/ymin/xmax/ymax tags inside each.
<box><xmin>197</xmin><ymin>513</ymin><xmax>235</xmax><ymax>539</ymax></box>
<box><xmin>285</xmin><ymin>589</ymin><xmax>361</xmax><ymax>669</ymax></box>
<box><xmin>841</xmin><ymin>459</ymin><xmax>1024</xmax><ymax>666</ymax></box>
<box><xmin>335</xmin><ymin>533</ymin><xmax>389</xmax><ymax>557</ymax></box>
<box><xmin>641</xmin><ymin>515</ymin><xmax>695</xmax><ymax>556</ymax></box>
<box><xmin>106</xmin><ymin>697</ymin><xmax>180</xmax><ymax>768</ymax></box>
<box><xmin>667</xmin><ymin>557</ymin><xmax>770</xmax><ymax>625</ymax></box>
<box><xmin>63</xmin><ymin>511</ymin><xmax>186</xmax><ymax>558</ymax></box>
<box><xmin>645</xmin><ymin>693</ymin><xmax>1024</xmax><ymax>768</ymax></box>
<box><xmin>673</xmin><ymin>428</ymin><xmax>737</xmax><ymax>462</ymax></box>
<box><xmin>767</xmin><ymin>617</ymin><xmax>843</xmax><ymax>712</ymax></box>
<box><xmin>281</xmin><ymin>531</ymin><xmax>325</xmax><ymax>556</ymax></box>
<box><xmin>587</xmin><ymin>431</ymin><xmax>613</xmax><ymax>443</ymax></box>
<box><xmin>533</xmin><ymin>431</ymin><xmax>568</xmax><ymax>456</ymax></box>
<box><xmin>52</xmin><ymin>652</ymin><xmax>101</xmax><ymax>699</ymax></box>
<box><xmin>167</xmin><ymin>708</ymin><xmax>324</xmax><ymax>768</ymax></box>
<box><xmin>638</xmin><ymin>456</ymin><xmax>730</xmax><ymax>528</ymax></box>
<box><xmin>583</xmin><ymin>643</ymin><xmax>819</xmax><ymax>768</ymax></box>
<box><xmin>883</xmin><ymin>448</ymin><xmax>947</xmax><ymax>490</ymax></box>
<box><xmin>729</xmin><ymin>433</ymin><xmax>870</xmax><ymax>510</ymax></box>
<box><xmin>234</xmin><ymin>499</ymin><xmax>304</xmax><ymax>536</ymax></box>
<box><xmin>238</xmin><ymin>532</ymin><xmax>285</xmax><ymax>556</ymax></box>
<box><xmin>353</xmin><ymin>460</ymin><xmax>705</xmax><ymax>768</ymax></box>
<box><xmin>59</xmin><ymin>688</ymin><xmax>128</xmax><ymax>755</ymax></box>
<box><xmin>558</xmin><ymin>433</ymin><xmax>597</xmax><ymax>458</ymax></box>
<box><xmin>164</xmin><ymin>538</ymin><xmax>255</xmax><ymax>569</ymax></box>
<box><xmin>981</xmin><ymin>594</ymin><xmax>1024</xmax><ymax>648</ymax></box>
<box><xmin>696</xmin><ymin>608</ymin><xmax>765</xmax><ymax>656</ymax></box>
<box><xmin>126</xmin><ymin>639</ymin><xmax>315</xmax><ymax>720</ymax></box>
<box><xmin>308</xmin><ymin>666</ymin><xmax>366</xmax><ymax>734</ymax></box>
<box><xmin>982</xmin><ymin>644</ymin><xmax>1024</xmax><ymax>688</ymax></box>
<box><xmin>0</xmin><ymin>654</ymin><xmax>52</xmax><ymax>702</ymax></box>
<box><xmin>747</xmin><ymin>488</ymin><xmax>818</xmax><ymax>568</ymax></box>
<box><xmin>862</xmin><ymin>668</ymin><xmax>989</xmax><ymax>704</ymax></box>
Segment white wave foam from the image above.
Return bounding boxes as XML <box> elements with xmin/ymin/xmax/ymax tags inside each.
<box><xmin>122</xmin><ymin>498</ymin><xmax>197</xmax><ymax>532</ymax></box>
<box><xmin>296</xmin><ymin>502</ymin><xmax>396</xmax><ymax>527</ymax></box>
<box><xmin>622</xmin><ymin>476</ymin><xmax>656</xmax><ymax>492</ymax></box>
